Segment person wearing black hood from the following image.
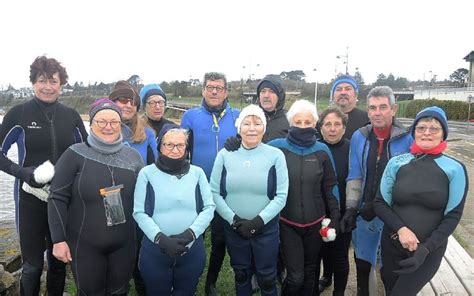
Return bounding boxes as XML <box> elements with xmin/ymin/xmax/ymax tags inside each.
<box><xmin>0</xmin><ymin>56</ymin><xmax>88</xmax><ymax>295</ymax></box>
<box><xmin>133</xmin><ymin>123</ymin><xmax>215</xmax><ymax>295</ymax></box>
<box><xmin>268</xmin><ymin>100</ymin><xmax>340</xmax><ymax>296</ymax></box>
<box><xmin>258</xmin><ymin>75</ymin><xmax>290</xmax><ymax>142</ymax></box>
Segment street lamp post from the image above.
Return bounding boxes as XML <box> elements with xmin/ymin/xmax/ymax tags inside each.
<box><xmin>313</xmin><ymin>68</ymin><xmax>318</xmax><ymax>108</ymax></box>
<box><xmin>428</xmin><ymin>70</ymin><xmax>433</xmax><ymax>98</ymax></box>
<box><xmin>336</xmin><ymin>46</ymin><xmax>349</xmax><ymax>75</ymax></box>
<box><xmin>313</xmin><ymin>68</ymin><xmax>318</xmax><ymax>110</ymax></box>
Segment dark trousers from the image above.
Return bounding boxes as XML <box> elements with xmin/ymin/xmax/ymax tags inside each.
<box><xmin>132</xmin><ymin>226</ymin><xmax>146</xmax><ymax>295</ymax></box>
<box><xmin>139</xmin><ymin>236</ymin><xmax>205</xmax><ymax>296</ymax></box>
<box><xmin>354</xmin><ymin>257</ymin><xmax>372</xmax><ymax>296</ymax></box>
<box><xmin>380</xmin><ymin>229</ymin><xmax>446</xmax><ymax>295</ymax></box>
<box><xmin>205</xmin><ymin>214</ymin><xmax>227</xmax><ymax>286</ymax></box>
<box><xmin>69</xmin><ymin>227</ymin><xmax>136</xmax><ymax>295</ymax></box>
<box><xmin>280</xmin><ymin>222</ymin><xmax>321</xmax><ymax>296</ymax></box>
<box><xmin>318</xmin><ymin>232</ymin><xmax>351</xmax><ymax>295</ymax></box>
<box><xmin>225</xmin><ymin>218</ymin><xmax>279</xmax><ymax>296</ymax></box>
<box><xmin>19</xmin><ymin>191</ymin><xmax>66</xmax><ymax>296</ymax></box>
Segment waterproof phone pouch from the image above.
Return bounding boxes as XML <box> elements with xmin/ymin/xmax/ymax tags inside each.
<box><xmin>100</xmin><ymin>184</ymin><xmax>126</xmax><ymax>226</ymax></box>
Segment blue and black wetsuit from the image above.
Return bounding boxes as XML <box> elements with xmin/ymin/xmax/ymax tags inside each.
<box><xmin>269</xmin><ymin>138</ymin><xmax>340</xmax><ymax>296</ymax></box>
<box><xmin>133</xmin><ymin>163</ymin><xmax>215</xmax><ymax>295</ymax></box>
<box><xmin>48</xmin><ymin>141</ymin><xmax>143</xmax><ymax>295</ymax></box>
<box><xmin>374</xmin><ymin>152</ymin><xmax>468</xmax><ymax>295</ymax></box>
<box><xmin>0</xmin><ymin>97</ymin><xmax>87</xmax><ymax>295</ymax></box>
<box><xmin>211</xmin><ymin>143</ymin><xmax>289</xmax><ymax>296</ymax></box>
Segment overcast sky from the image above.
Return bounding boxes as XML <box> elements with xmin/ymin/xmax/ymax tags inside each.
<box><xmin>1</xmin><ymin>0</ymin><xmax>473</xmax><ymax>89</ymax></box>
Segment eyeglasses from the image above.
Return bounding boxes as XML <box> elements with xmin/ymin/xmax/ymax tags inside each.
<box><xmin>113</xmin><ymin>97</ymin><xmax>137</xmax><ymax>106</ymax></box>
<box><xmin>204</xmin><ymin>85</ymin><xmax>226</xmax><ymax>93</ymax></box>
<box><xmin>146</xmin><ymin>101</ymin><xmax>166</xmax><ymax>108</ymax></box>
<box><xmin>414</xmin><ymin>126</ymin><xmax>442</xmax><ymax>134</ymax></box>
<box><xmin>93</xmin><ymin>120</ymin><xmax>121</xmax><ymax>129</ymax></box>
<box><xmin>162</xmin><ymin>142</ymin><xmax>186</xmax><ymax>152</ymax></box>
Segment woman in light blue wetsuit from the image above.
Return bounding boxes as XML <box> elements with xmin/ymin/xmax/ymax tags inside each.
<box><xmin>211</xmin><ymin>105</ymin><xmax>289</xmax><ymax>296</ymax></box>
<box><xmin>134</xmin><ymin>124</ymin><xmax>215</xmax><ymax>295</ymax></box>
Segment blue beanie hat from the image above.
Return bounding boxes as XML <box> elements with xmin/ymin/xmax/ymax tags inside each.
<box><xmin>140</xmin><ymin>84</ymin><xmax>167</xmax><ymax>108</ymax></box>
<box><xmin>331</xmin><ymin>75</ymin><xmax>359</xmax><ymax>98</ymax></box>
<box><xmin>411</xmin><ymin>106</ymin><xmax>448</xmax><ymax>140</ymax></box>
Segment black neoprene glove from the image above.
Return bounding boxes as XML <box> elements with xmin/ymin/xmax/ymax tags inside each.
<box><xmin>358</xmin><ymin>201</ymin><xmax>376</xmax><ymax>221</ymax></box>
<box><xmin>329</xmin><ymin>213</ymin><xmax>340</xmax><ymax>235</ymax></box>
<box><xmin>224</xmin><ymin>135</ymin><xmax>242</xmax><ymax>152</ymax></box>
<box><xmin>154</xmin><ymin>232</ymin><xmax>188</xmax><ymax>257</ymax></box>
<box><xmin>394</xmin><ymin>244</ymin><xmax>429</xmax><ymax>275</ymax></box>
<box><xmin>170</xmin><ymin>228</ymin><xmax>196</xmax><ymax>246</ymax></box>
<box><xmin>339</xmin><ymin>207</ymin><xmax>358</xmax><ymax>233</ymax></box>
<box><xmin>235</xmin><ymin>216</ymin><xmax>264</xmax><ymax>239</ymax></box>
<box><xmin>232</xmin><ymin>215</ymin><xmax>244</xmax><ymax>231</ymax></box>
<box><xmin>10</xmin><ymin>164</ymin><xmax>43</xmax><ymax>188</ymax></box>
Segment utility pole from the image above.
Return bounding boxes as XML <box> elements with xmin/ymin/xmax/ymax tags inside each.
<box><xmin>313</xmin><ymin>68</ymin><xmax>318</xmax><ymax>108</ymax></box>
<box><xmin>345</xmin><ymin>46</ymin><xmax>349</xmax><ymax>75</ymax></box>
<box><xmin>336</xmin><ymin>46</ymin><xmax>349</xmax><ymax>75</ymax></box>
<box><xmin>468</xmin><ymin>95</ymin><xmax>472</xmax><ymax>131</ymax></box>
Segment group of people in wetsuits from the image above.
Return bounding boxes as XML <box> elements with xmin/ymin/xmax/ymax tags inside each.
<box><xmin>0</xmin><ymin>56</ymin><xmax>468</xmax><ymax>296</ymax></box>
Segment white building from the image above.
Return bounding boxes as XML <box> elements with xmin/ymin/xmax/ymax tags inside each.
<box><xmin>414</xmin><ymin>87</ymin><xmax>474</xmax><ymax>102</ymax></box>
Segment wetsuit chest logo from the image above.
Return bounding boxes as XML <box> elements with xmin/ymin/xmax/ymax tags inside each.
<box><xmin>27</xmin><ymin>121</ymin><xmax>42</xmax><ymax>129</ymax></box>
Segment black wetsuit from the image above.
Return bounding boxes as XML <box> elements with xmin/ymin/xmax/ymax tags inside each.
<box><xmin>145</xmin><ymin>115</ymin><xmax>174</xmax><ymax>138</ymax></box>
<box><xmin>343</xmin><ymin>108</ymin><xmax>369</xmax><ymax>139</ymax></box>
<box><xmin>269</xmin><ymin>138</ymin><xmax>339</xmax><ymax>296</ymax></box>
<box><xmin>48</xmin><ymin>141</ymin><xmax>143</xmax><ymax>295</ymax></box>
<box><xmin>374</xmin><ymin>153</ymin><xmax>468</xmax><ymax>295</ymax></box>
<box><xmin>0</xmin><ymin>97</ymin><xmax>87</xmax><ymax>295</ymax></box>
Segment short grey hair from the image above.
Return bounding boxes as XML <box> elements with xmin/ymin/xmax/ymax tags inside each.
<box><xmin>286</xmin><ymin>100</ymin><xmax>319</xmax><ymax>126</ymax></box>
<box><xmin>203</xmin><ymin>72</ymin><xmax>227</xmax><ymax>89</ymax></box>
<box><xmin>367</xmin><ymin>86</ymin><xmax>396</xmax><ymax>105</ymax></box>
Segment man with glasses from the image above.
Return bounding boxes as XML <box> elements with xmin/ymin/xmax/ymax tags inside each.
<box><xmin>181</xmin><ymin>72</ymin><xmax>239</xmax><ymax>296</ymax></box>
<box><xmin>339</xmin><ymin>86</ymin><xmax>412</xmax><ymax>296</ymax></box>
<box><xmin>140</xmin><ymin>83</ymin><xmax>174</xmax><ymax>136</ymax></box>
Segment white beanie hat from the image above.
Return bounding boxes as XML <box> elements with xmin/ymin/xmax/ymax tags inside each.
<box><xmin>235</xmin><ymin>104</ymin><xmax>267</xmax><ymax>134</ymax></box>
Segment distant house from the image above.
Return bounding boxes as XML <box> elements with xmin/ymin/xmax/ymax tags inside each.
<box><xmin>464</xmin><ymin>50</ymin><xmax>474</xmax><ymax>88</ymax></box>
<box><xmin>414</xmin><ymin>87</ymin><xmax>473</xmax><ymax>101</ymax></box>
<box><xmin>5</xmin><ymin>87</ymin><xmax>33</xmax><ymax>99</ymax></box>
<box><xmin>62</xmin><ymin>84</ymin><xmax>74</xmax><ymax>93</ymax></box>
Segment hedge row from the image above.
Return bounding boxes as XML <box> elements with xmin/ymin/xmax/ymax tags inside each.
<box><xmin>398</xmin><ymin>99</ymin><xmax>474</xmax><ymax>121</ymax></box>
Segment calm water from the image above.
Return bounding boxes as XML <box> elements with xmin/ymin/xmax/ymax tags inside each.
<box><xmin>0</xmin><ymin>145</ymin><xmax>16</xmax><ymax>221</ymax></box>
